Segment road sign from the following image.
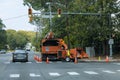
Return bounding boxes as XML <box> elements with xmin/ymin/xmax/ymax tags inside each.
<box><xmin>108</xmin><ymin>39</ymin><xmax>114</xmax><ymax>45</ymax></box>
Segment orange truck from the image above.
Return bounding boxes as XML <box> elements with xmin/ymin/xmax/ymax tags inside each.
<box><xmin>41</xmin><ymin>32</ymin><xmax>88</xmax><ymax>61</ymax></box>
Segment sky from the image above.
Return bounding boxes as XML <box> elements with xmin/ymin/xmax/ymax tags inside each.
<box><xmin>0</xmin><ymin>0</ymin><xmax>36</xmax><ymax>31</ymax></box>
<box><xmin>0</xmin><ymin>0</ymin><xmax>119</xmax><ymax>31</ymax></box>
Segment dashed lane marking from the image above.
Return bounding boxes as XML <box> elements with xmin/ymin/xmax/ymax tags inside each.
<box><xmin>10</xmin><ymin>74</ymin><xmax>20</xmax><ymax>78</ymax></box>
<box><xmin>49</xmin><ymin>72</ymin><xmax>61</xmax><ymax>76</ymax></box>
<box><xmin>67</xmin><ymin>72</ymin><xmax>80</xmax><ymax>75</ymax></box>
<box><xmin>29</xmin><ymin>73</ymin><xmax>41</xmax><ymax>77</ymax></box>
<box><xmin>84</xmin><ymin>71</ymin><xmax>99</xmax><ymax>75</ymax></box>
<box><xmin>102</xmin><ymin>70</ymin><xmax>116</xmax><ymax>74</ymax></box>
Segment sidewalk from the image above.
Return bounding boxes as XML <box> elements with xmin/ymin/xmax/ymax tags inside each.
<box><xmin>78</xmin><ymin>57</ymin><xmax>120</xmax><ymax>62</ymax></box>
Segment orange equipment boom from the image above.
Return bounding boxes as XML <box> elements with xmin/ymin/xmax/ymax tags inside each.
<box><xmin>44</xmin><ymin>32</ymin><xmax>54</xmax><ymax>39</ymax></box>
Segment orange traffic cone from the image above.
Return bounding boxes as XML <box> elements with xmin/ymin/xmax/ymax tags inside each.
<box><xmin>46</xmin><ymin>57</ymin><xmax>49</xmax><ymax>64</ymax></box>
<box><xmin>34</xmin><ymin>55</ymin><xmax>37</xmax><ymax>60</ymax></box>
<box><xmin>38</xmin><ymin>57</ymin><xmax>42</xmax><ymax>62</ymax></box>
<box><xmin>106</xmin><ymin>56</ymin><xmax>109</xmax><ymax>62</ymax></box>
<box><xmin>74</xmin><ymin>57</ymin><xmax>78</xmax><ymax>64</ymax></box>
<box><xmin>36</xmin><ymin>56</ymin><xmax>39</xmax><ymax>61</ymax></box>
<box><xmin>98</xmin><ymin>56</ymin><xmax>101</xmax><ymax>61</ymax></box>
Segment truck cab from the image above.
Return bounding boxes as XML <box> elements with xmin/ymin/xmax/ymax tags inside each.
<box><xmin>41</xmin><ymin>39</ymin><xmax>67</xmax><ymax>60</ymax></box>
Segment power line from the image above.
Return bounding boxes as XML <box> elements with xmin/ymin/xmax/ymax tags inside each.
<box><xmin>2</xmin><ymin>14</ymin><xmax>27</xmax><ymax>21</ymax></box>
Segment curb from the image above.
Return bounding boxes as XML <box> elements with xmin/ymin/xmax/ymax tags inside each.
<box><xmin>78</xmin><ymin>59</ymin><xmax>120</xmax><ymax>63</ymax></box>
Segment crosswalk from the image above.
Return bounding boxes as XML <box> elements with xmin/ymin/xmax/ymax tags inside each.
<box><xmin>8</xmin><ymin>69</ymin><xmax>120</xmax><ymax>78</ymax></box>
<box><xmin>2</xmin><ymin>62</ymin><xmax>120</xmax><ymax>79</ymax></box>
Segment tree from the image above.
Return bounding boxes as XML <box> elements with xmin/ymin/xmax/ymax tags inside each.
<box><xmin>23</xmin><ymin>0</ymin><xmax>120</xmax><ymax>55</ymax></box>
<box><xmin>6</xmin><ymin>30</ymin><xmax>17</xmax><ymax>49</ymax></box>
<box><xmin>0</xmin><ymin>19</ymin><xmax>7</xmax><ymax>49</ymax></box>
<box><xmin>0</xmin><ymin>19</ymin><xmax>5</xmax><ymax>29</ymax></box>
<box><xmin>6</xmin><ymin>29</ymin><xmax>36</xmax><ymax>50</ymax></box>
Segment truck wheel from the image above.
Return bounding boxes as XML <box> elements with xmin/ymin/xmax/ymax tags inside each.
<box><xmin>12</xmin><ymin>59</ymin><xmax>15</xmax><ymax>62</ymax></box>
<box><xmin>65</xmin><ymin>57</ymin><xmax>71</xmax><ymax>62</ymax></box>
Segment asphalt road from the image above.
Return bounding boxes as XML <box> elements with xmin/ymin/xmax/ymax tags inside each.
<box><xmin>0</xmin><ymin>52</ymin><xmax>120</xmax><ymax>80</ymax></box>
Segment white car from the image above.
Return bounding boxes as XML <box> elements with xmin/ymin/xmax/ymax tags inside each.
<box><xmin>0</xmin><ymin>49</ymin><xmax>6</xmax><ymax>54</ymax></box>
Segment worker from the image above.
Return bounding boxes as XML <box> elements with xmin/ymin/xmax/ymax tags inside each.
<box><xmin>67</xmin><ymin>49</ymin><xmax>70</xmax><ymax>56</ymax></box>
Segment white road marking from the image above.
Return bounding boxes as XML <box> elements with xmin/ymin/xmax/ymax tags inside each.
<box><xmin>36</xmin><ymin>61</ymin><xmax>42</xmax><ymax>63</ymax></box>
<box><xmin>102</xmin><ymin>70</ymin><xmax>116</xmax><ymax>74</ymax></box>
<box><xmin>113</xmin><ymin>63</ymin><xmax>120</xmax><ymax>65</ymax></box>
<box><xmin>49</xmin><ymin>61</ymin><xmax>53</xmax><ymax>63</ymax></box>
<box><xmin>29</xmin><ymin>73</ymin><xmax>41</xmax><ymax>77</ymax></box>
<box><xmin>117</xmin><ymin>70</ymin><xmax>120</xmax><ymax>72</ymax></box>
<box><xmin>35</xmin><ymin>61</ymin><xmax>53</xmax><ymax>63</ymax></box>
<box><xmin>26</xmin><ymin>62</ymin><xmax>32</xmax><ymax>63</ymax></box>
<box><xmin>56</xmin><ymin>61</ymin><xmax>62</xmax><ymax>63</ymax></box>
<box><xmin>14</xmin><ymin>62</ymin><xmax>21</xmax><ymax>64</ymax></box>
<box><xmin>49</xmin><ymin>72</ymin><xmax>61</xmax><ymax>76</ymax></box>
<box><xmin>84</xmin><ymin>71</ymin><xmax>98</xmax><ymax>75</ymax></box>
<box><xmin>67</xmin><ymin>72</ymin><xmax>80</xmax><ymax>75</ymax></box>
<box><xmin>4</xmin><ymin>62</ymin><xmax>10</xmax><ymax>64</ymax></box>
<box><xmin>10</xmin><ymin>74</ymin><xmax>20</xmax><ymax>78</ymax></box>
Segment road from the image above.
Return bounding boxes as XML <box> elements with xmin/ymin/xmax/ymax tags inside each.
<box><xmin>0</xmin><ymin>52</ymin><xmax>120</xmax><ymax>80</ymax></box>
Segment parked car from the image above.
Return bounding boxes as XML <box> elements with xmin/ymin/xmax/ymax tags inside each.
<box><xmin>12</xmin><ymin>49</ymin><xmax>28</xmax><ymax>62</ymax></box>
<box><xmin>0</xmin><ymin>49</ymin><xmax>6</xmax><ymax>54</ymax></box>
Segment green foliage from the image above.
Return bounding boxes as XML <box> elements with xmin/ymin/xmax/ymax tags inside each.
<box><xmin>0</xmin><ymin>30</ymin><xmax>7</xmax><ymax>49</ymax></box>
<box><xmin>6</xmin><ymin>29</ymin><xmax>35</xmax><ymax>50</ymax></box>
<box><xmin>24</xmin><ymin>0</ymin><xmax>120</xmax><ymax>54</ymax></box>
<box><xmin>0</xmin><ymin>19</ymin><xmax>7</xmax><ymax>49</ymax></box>
<box><xmin>0</xmin><ymin>19</ymin><xmax>5</xmax><ymax>29</ymax></box>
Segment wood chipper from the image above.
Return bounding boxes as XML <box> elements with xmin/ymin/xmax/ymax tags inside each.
<box><xmin>40</xmin><ymin>32</ymin><xmax>88</xmax><ymax>61</ymax></box>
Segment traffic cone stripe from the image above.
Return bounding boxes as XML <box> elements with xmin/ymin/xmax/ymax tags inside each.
<box><xmin>106</xmin><ymin>56</ymin><xmax>109</xmax><ymax>62</ymax></box>
<box><xmin>38</xmin><ymin>57</ymin><xmax>42</xmax><ymax>62</ymax></box>
<box><xmin>34</xmin><ymin>55</ymin><xmax>37</xmax><ymax>60</ymax></box>
<box><xmin>46</xmin><ymin>57</ymin><xmax>49</xmax><ymax>64</ymax></box>
<box><xmin>34</xmin><ymin>55</ymin><xmax>42</xmax><ymax>62</ymax></box>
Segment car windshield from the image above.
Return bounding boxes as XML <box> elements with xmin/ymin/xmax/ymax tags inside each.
<box><xmin>15</xmin><ymin>50</ymin><xmax>26</xmax><ymax>53</ymax></box>
<box><xmin>1</xmin><ymin>49</ymin><xmax>5</xmax><ymax>51</ymax></box>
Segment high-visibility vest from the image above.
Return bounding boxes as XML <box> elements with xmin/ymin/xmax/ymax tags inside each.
<box><xmin>67</xmin><ymin>50</ymin><xmax>70</xmax><ymax>56</ymax></box>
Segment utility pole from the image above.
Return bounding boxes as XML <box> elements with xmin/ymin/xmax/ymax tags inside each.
<box><xmin>65</xmin><ymin>0</ymin><xmax>71</xmax><ymax>50</ymax></box>
<box><xmin>46</xmin><ymin>2</ymin><xmax>52</xmax><ymax>31</ymax></box>
<box><xmin>108</xmin><ymin>13</ymin><xmax>113</xmax><ymax>58</ymax></box>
